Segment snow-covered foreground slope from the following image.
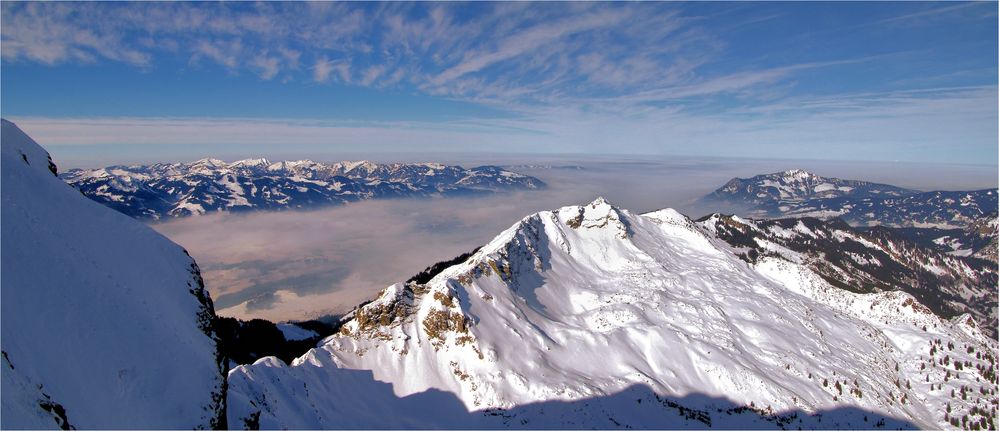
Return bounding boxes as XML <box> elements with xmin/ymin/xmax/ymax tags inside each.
<box><xmin>0</xmin><ymin>119</ymin><xmax>227</xmax><ymax>428</ymax></box>
<box><xmin>229</xmin><ymin>198</ymin><xmax>998</xmax><ymax>429</ymax></box>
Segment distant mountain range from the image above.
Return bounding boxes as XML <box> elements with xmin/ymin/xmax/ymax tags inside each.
<box><xmin>701</xmin><ymin>169</ymin><xmax>997</xmax><ymax>229</ymax></box>
<box><xmin>61</xmin><ymin>159</ymin><xmax>545</xmax><ymax>219</ymax></box>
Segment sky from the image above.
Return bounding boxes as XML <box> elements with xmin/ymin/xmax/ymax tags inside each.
<box><xmin>1</xmin><ymin>1</ymin><xmax>997</xmax><ymax>166</ymax></box>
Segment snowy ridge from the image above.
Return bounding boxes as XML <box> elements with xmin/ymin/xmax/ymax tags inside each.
<box><xmin>228</xmin><ymin>197</ymin><xmax>998</xmax><ymax>429</ymax></box>
<box><xmin>0</xmin><ymin>119</ymin><xmax>227</xmax><ymax>428</ymax></box>
<box><xmin>61</xmin><ymin>158</ymin><xmax>545</xmax><ymax>219</ymax></box>
<box><xmin>702</xmin><ymin>169</ymin><xmax>997</xmax><ymax>229</ymax></box>
<box><xmin>697</xmin><ymin>213</ymin><xmax>997</xmax><ymax>339</ymax></box>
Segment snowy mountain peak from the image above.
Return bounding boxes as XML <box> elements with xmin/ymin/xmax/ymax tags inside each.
<box><xmin>191</xmin><ymin>157</ymin><xmax>227</xmax><ymax>167</ymax></box>
<box><xmin>229</xmin><ymin>198</ymin><xmax>998</xmax><ymax>429</ymax></box>
<box><xmin>557</xmin><ymin>197</ymin><xmax>631</xmax><ymax>238</ymax></box>
<box><xmin>589</xmin><ymin>195</ymin><xmax>611</xmax><ymax>206</ymax></box>
<box><xmin>264</xmin><ymin>159</ymin><xmax>317</xmax><ymax>171</ymax></box>
<box><xmin>777</xmin><ymin>168</ymin><xmax>816</xmax><ymax>181</ymax></box>
<box><xmin>341</xmin><ymin>160</ymin><xmax>378</xmax><ymax>173</ymax></box>
<box><xmin>230</xmin><ymin>157</ymin><xmax>270</xmax><ymax>167</ymax></box>
<box><xmin>702</xmin><ymin>170</ymin><xmax>996</xmax><ymax>229</ymax></box>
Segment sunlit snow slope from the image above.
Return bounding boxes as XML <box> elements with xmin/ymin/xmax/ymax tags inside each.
<box><xmin>0</xmin><ymin>119</ymin><xmax>227</xmax><ymax>429</ymax></box>
<box><xmin>230</xmin><ymin>198</ymin><xmax>998</xmax><ymax>429</ymax></box>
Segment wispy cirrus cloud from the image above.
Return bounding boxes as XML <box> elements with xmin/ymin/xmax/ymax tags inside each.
<box><xmin>1</xmin><ymin>2</ymin><xmax>151</xmax><ymax>66</ymax></box>
<box><xmin>430</xmin><ymin>8</ymin><xmax>633</xmax><ymax>85</ymax></box>
<box><xmin>0</xmin><ymin>2</ymin><xmax>724</xmax><ymax>102</ymax></box>
<box><xmin>250</xmin><ymin>53</ymin><xmax>280</xmax><ymax>81</ymax></box>
<box><xmin>191</xmin><ymin>38</ymin><xmax>241</xmax><ymax>70</ymax></box>
<box><xmin>2</xmin><ymin>2</ymin><xmax>996</xmax><ymax>165</ymax></box>
<box><xmin>312</xmin><ymin>57</ymin><xmax>350</xmax><ymax>84</ymax></box>
<box><xmin>4</xmin><ymin>2</ymin><xmax>992</xmax><ymax>109</ymax></box>
<box><xmin>863</xmin><ymin>1</ymin><xmax>990</xmax><ymax>27</ymax></box>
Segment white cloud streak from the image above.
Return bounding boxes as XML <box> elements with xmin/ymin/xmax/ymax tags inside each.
<box><xmin>251</xmin><ymin>53</ymin><xmax>280</xmax><ymax>80</ymax></box>
<box><xmin>312</xmin><ymin>57</ymin><xmax>334</xmax><ymax>83</ymax></box>
<box><xmin>432</xmin><ymin>9</ymin><xmax>630</xmax><ymax>85</ymax></box>
<box><xmin>0</xmin><ymin>3</ymin><xmax>720</xmax><ymax>103</ymax></box>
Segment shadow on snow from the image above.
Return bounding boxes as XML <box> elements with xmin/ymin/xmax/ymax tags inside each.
<box><xmin>229</xmin><ymin>364</ymin><xmax>919</xmax><ymax>430</ymax></box>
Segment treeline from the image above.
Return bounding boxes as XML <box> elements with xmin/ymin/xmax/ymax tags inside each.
<box><xmin>214</xmin><ymin>315</ymin><xmax>341</xmax><ymax>365</ymax></box>
<box><xmin>407</xmin><ymin>247</ymin><xmax>482</xmax><ymax>285</ymax></box>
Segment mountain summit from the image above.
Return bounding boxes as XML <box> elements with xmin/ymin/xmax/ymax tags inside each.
<box><xmin>707</xmin><ymin>169</ymin><xmax>913</xmax><ymax>206</ymax></box>
<box><xmin>702</xmin><ymin>170</ymin><xmax>997</xmax><ymax>229</ymax></box>
<box><xmin>228</xmin><ymin>197</ymin><xmax>997</xmax><ymax>429</ymax></box>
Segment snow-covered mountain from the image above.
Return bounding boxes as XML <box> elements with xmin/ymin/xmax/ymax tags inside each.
<box><xmin>228</xmin><ymin>197</ymin><xmax>998</xmax><ymax>429</ymax></box>
<box><xmin>698</xmin><ymin>213</ymin><xmax>997</xmax><ymax>339</ymax></box>
<box><xmin>0</xmin><ymin>119</ymin><xmax>227</xmax><ymax>428</ymax></box>
<box><xmin>61</xmin><ymin>158</ymin><xmax>545</xmax><ymax>219</ymax></box>
<box><xmin>702</xmin><ymin>169</ymin><xmax>997</xmax><ymax>229</ymax></box>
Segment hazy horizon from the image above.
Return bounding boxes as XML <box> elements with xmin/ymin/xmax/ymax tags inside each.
<box><xmin>39</xmin><ymin>144</ymin><xmax>999</xmax><ymax>173</ymax></box>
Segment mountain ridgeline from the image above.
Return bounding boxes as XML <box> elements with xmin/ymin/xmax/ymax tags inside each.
<box><xmin>702</xmin><ymin>169</ymin><xmax>997</xmax><ymax>230</ymax></box>
<box><xmin>61</xmin><ymin>159</ymin><xmax>545</xmax><ymax>219</ymax></box>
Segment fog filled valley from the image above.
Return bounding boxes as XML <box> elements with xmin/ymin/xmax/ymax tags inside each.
<box><xmin>138</xmin><ymin>155</ymin><xmax>999</xmax><ymax>321</ymax></box>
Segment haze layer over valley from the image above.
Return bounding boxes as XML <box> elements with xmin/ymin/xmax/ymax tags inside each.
<box><xmin>145</xmin><ymin>155</ymin><xmax>999</xmax><ymax>321</ymax></box>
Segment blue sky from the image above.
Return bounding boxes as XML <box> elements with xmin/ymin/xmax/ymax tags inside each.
<box><xmin>1</xmin><ymin>1</ymin><xmax>996</xmax><ymax>165</ymax></box>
